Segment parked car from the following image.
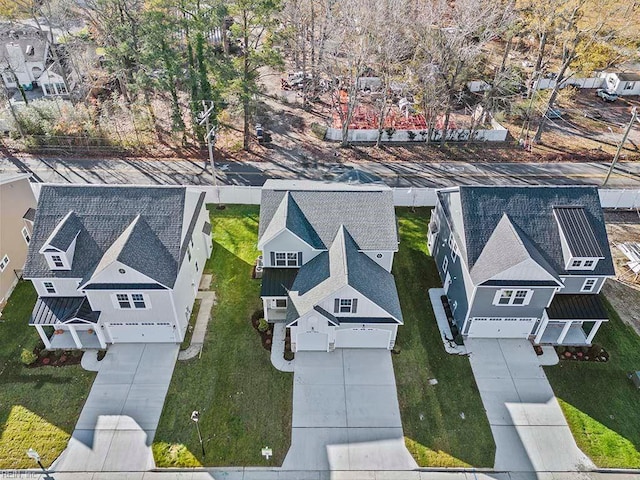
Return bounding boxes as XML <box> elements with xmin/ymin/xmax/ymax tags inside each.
<box><xmin>584</xmin><ymin>110</ymin><xmax>603</xmax><ymax>120</ymax></box>
<box><xmin>546</xmin><ymin>107</ymin><xmax>562</xmax><ymax>119</ymax></box>
<box><xmin>596</xmin><ymin>89</ymin><xmax>618</xmax><ymax>102</ymax></box>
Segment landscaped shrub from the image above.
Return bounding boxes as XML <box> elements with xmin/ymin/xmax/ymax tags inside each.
<box><xmin>20</xmin><ymin>348</ymin><xmax>37</xmax><ymax>366</ymax></box>
<box><xmin>257</xmin><ymin>318</ymin><xmax>269</xmax><ymax>333</ymax></box>
<box><xmin>284</xmin><ymin>351</ymin><xmax>294</xmax><ymax>361</ymax></box>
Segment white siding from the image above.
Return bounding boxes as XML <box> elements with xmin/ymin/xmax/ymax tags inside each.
<box><xmin>83</xmin><ymin>260</ymin><xmax>165</xmax><ymax>286</ymax></box>
<box><xmin>262</xmin><ymin>230</ymin><xmax>321</xmax><ymax>267</ymax></box>
<box><xmin>316</xmin><ymin>284</ymin><xmax>395</xmax><ymax>319</ymax></box>
<box><xmin>363</xmin><ymin>251</ymin><xmax>395</xmax><ymax>272</ymax></box>
<box><xmin>32</xmin><ymin>278</ymin><xmax>83</xmax><ymax>296</ymax></box>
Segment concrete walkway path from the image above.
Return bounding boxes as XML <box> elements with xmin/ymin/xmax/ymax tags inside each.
<box><xmin>53</xmin><ymin>343</ymin><xmax>179</xmax><ymax>472</ymax></box>
<box><xmin>270</xmin><ymin>322</ymin><xmax>294</xmax><ymax>372</ymax></box>
<box><xmin>282</xmin><ymin>349</ymin><xmax>416</xmax><ymax>471</ymax></box>
<box><xmin>466</xmin><ymin>338</ymin><xmax>594</xmax><ymax>472</ymax></box>
<box><xmin>178</xmin><ymin>291</ymin><xmax>216</xmax><ymax>361</ymax></box>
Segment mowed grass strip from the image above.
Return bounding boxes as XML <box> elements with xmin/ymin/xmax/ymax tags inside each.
<box><xmin>0</xmin><ymin>281</ymin><xmax>96</xmax><ymax>468</ymax></box>
<box><xmin>545</xmin><ymin>297</ymin><xmax>640</xmax><ymax>468</ymax></box>
<box><xmin>392</xmin><ymin>208</ymin><xmax>495</xmax><ymax>467</ymax></box>
<box><xmin>153</xmin><ymin>205</ymin><xmax>293</xmax><ymax>467</ymax></box>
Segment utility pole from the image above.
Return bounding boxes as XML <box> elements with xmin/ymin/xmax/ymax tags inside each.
<box><xmin>603</xmin><ymin>107</ymin><xmax>638</xmax><ymax>186</ymax></box>
<box><xmin>198</xmin><ymin>100</ymin><xmax>222</xmax><ymax>206</ymax></box>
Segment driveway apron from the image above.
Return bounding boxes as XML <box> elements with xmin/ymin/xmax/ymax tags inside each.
<box><xmin>466</xmin><ymin>338</ymin><xmax>594</xmax><ymax>472</ymax></box>
<box><xmin>282</xmin><ymin>349</ymin><xmax>417</xmax><ymax>471</ymax></box>
<box><xmin>53</xmin><ymin>344</ymin><xmax>179</xmax><ymax>472</ymax></box>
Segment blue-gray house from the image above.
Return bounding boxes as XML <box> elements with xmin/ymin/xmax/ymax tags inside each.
<box><xmin>427</xmin><ymin>185</ymin><xmax>615</xmax><ymax>346</ymax></box>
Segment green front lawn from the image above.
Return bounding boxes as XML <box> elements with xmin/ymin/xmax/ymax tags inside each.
<box><xmin>152</xmin><ymin>205</ymin><xmax>293</xmax><ymax>467</ymax></box>
<box><xmin>545</xmin><ymin>298</ymin><xmax>640</xmax><ymax>468</ymax></box>
<box><xmin>0</xmin><ymin>281</ymin><xmax>96</xmax><ymax>468</ymax></box>
<box><xmin>392</xmin><ymin>208</ymin><xmax>495</xmax><ymax>467</ymax></box>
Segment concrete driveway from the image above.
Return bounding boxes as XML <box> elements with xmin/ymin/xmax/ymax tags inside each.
<box><xmin>466</xmin><ymin>338</ymin><xmax>594</xmax><ymax>472</ymax></box>
<box><xmin>282</xmin><ymin>349</ymin><xmax>416</xmax><ymax>471</ymax></box>
<box><xmin>53</xmin><ymin>344</ymin><xmax>179</xmax><ymax>472</ymax></box>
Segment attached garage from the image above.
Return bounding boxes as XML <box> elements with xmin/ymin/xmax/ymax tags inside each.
<box><xmin>335</xmin><ymin>327</ymin><xmax>392</xmax><ymax>349</ymax></box>
<box><xmin>105</xmin><ymin>322</ymin><xmax>176</xmax><ymax>343</ymax></box>
<box><xmin>466</xmin><ymin>317</ymin><xmax>537</xmax><ymax>338</ymax></box>
<box><xmin>295</xmin><ymin>331</ymin><xmax>329</xmax><ymax>351</ymax></box>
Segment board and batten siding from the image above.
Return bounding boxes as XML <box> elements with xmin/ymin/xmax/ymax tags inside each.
<box><xmin>262</xmin><ymin>230</ymin><xmax>321</xmax><ymax>267</ymax></box>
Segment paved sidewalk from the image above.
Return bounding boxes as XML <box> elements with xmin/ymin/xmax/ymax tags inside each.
<box><xmin>53</xmin><ymin>344</ymin><xmax>179</xmax><ymax>472</ymax></box>
<box><xmin>466</xmin><ymin>338</ymin><xmax>594</xmax><ymax>472</ymax></box>
<box><xmin>9</xmin><ymin>469</ymin><xmax>640</xmax><ymax>479</ymax></box>
<box><xmin>282</xmin><ymin>349</ymin><xmax>416</xmax><ymax>471</ymax></box>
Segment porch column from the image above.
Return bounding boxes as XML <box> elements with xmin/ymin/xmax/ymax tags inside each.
<box><xmin>35</xmin><ymin>325</ymin><xmax>51</xmax><ymax>349</ymax></box>
<box><xmin>263</xmin><ymin>298</ymin><xmax>270</xmax><ymax>322</ymax></box>
<box><xmin>585</xmin><ymin>320</ymin><xmax>604</xmax><ymax>345</ymax></box>
<box><xmin>68</xmin><ymin>325</ymin><xmax>83</xmax><ymax>349</ymax></box>
<box><xmin>534</xmin><ymin>313</ymin><xmax>549</xmax><ymax>344</ymax></box>
<box><xmin>557</xmin><ymin>320</ymin><xmax>573</xmax><ymax>345</ymax></box>
<box><xmin>94</xmin><ymin>325</ymin><xmax>107</xmax><ymax>349</ymax></box>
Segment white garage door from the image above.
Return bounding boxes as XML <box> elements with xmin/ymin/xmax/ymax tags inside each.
<box><xmin>106</xmin><ymin>322</ymin><xmax>176</xmax><ymax>343</ymax></box>
<box><xmin>296</xmin><ymin>331</ymin><xmax>329</xmax><ymax>351</ymax></box>
<box><xmin>335</xmin><ymin>327</ymin><xmax>391</xmax><ymax>349</ymax></box>
<box><xmin>467</xmin><ymin>317</ymin><xmax>536</xmax><ymax>338</ymax></box>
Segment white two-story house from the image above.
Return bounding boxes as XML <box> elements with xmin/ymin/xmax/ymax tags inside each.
<box><xmin>23</xmin><ymin>185</ymin><xmax>212</xmax><ymax>349</ymax></box>
<box><xmin>258</xmin><ymin>180</ymin><xmax>403</xmax><ymax>352</ymax></box>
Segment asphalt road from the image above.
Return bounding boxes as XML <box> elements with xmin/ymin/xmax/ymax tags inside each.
<box><xmin>2</xmin><ymin>153</ymin><xmax>640</xmax><ymax>188</ymax></box>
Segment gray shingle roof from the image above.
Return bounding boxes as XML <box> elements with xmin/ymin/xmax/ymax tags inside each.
<box><xmin>470</xmin><ymin>214</ymin><xmax>562</xmax><ymax>285</ymax></box>
<box><xmin>46</xmin><ymin>211</ymin><xmax>81</xmax><ymax>251</ymax></box>
<box><xmin>259</xmin><ymin>186</ymin><xmax>398</xmax><ymax>251</ymax></box>
<box><xmin>288</xmin><ymin>226</ymin><xmax>403</xmax><ymax>324</ymax></box>
<box><xmin>553</xmin><ymin>206</ymin><xmax>604</xmax><ymax>258</ymax></box>
<box><xmin>260</xmin><ymin>192</ymin><xmax>324</xmax><ymax>249</ymax></box>
<box><xmin>24</xmin><ymin>185</ymin><xmax>194</xmax><ymax>287</ymax></box>
<box><xmin>443</xmin><ymin>186</ymin><xmax>614</xmax><ymax>277</ymax></box>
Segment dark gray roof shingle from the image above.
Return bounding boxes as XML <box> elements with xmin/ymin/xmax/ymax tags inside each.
<box><xmin>259</xmin><ymin>187</ymin><xmax>397</xmax><ymax>251</ymax></box>
<box><xmin>288</xmin><ymin>226</ymin><xmax>403</xmax><ymax>324</ymax></box>
<box><xmin>24</xmin><ymin>185</ymin><xmax>193</xmax><ymax>287</ymax></box>
<box><xmin>444</xmin><ymin>186</ymin><xmax>614</xmax><ymax>277</ymax></box>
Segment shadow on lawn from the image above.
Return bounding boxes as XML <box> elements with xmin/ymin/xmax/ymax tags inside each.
<box><xmin>544</xmin><ymin>300</ymin><xmax>640</xmax><ymax>467</ymax></box>
<box><xmin>392</xmin><ymin>208</ymin><xmax>495</xmax><ymax>468</ymax></box>
<box><xmin>0</xmin><ymin>281</ymin><xmax>95</xmax><ymax>468</ymax></box>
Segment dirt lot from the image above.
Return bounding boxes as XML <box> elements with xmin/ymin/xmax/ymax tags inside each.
<box><xmin>603</xmin><ymin>210</ymin><xmax>640</xmax><ymax>336</ymax></box>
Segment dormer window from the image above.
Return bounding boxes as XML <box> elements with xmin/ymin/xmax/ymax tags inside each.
<box><xmin>38</xmin><ymin>211</ymin><xmax>80</xmax><ymax>271</ymax></box>
<box><xmin>45</xmin><ymin>251</ymin><xmax>70</xmax><ymax>270</ymax></box>
<box><xmin>566</xmin><ymin>257</ymin><xmax>599</xmax><ymax>271</ymax></box>
<box><xmin>553</xmin><ymin>206</ymin><xmax>604</xmax><ymax>272</ymax></box>
<box><xmin>52</xmin><ymin>255</ymin><xmax>64</xmax><ymax>267</ymax></box>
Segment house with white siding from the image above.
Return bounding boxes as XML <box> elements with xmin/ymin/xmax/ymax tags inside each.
<box><xmin>23</xmin><ymin>185</ymin><xmax>212</xmax><ymax>349</ymax></box>
<box><xmin>258</xmin><ymin>180</ymin><xmax>403</xmax><ymax>352</ymax></box>
<box><xmin>428</xmin><ymin>185</ymin><xmax>615</xmax><ymax>346</ymax></box>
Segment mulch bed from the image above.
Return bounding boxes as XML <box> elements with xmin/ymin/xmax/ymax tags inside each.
<box><xmin>251</xmin><ymin>309</ymin><xmax>273</xmax><ymax>351</ymax></box>
<box><xmin>556</xmin><ymin>344</ymin><xmax>610</xmax><ymax>362</ymax></box>
<box><xmin>29</xmin><ymin>346</ymin><xmax>83</xmax><ymax>367</ymax></box>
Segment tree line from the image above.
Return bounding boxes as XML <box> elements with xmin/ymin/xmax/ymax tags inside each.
<box><xmin>1</xmin><ymin>0</ymin><xmax>638</xmax><ymax>148</ymax></box>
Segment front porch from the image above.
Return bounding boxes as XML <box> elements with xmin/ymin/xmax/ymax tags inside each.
<box><xmin>535</xmin><ymin>294</ymin><xmax>608</xmax><ymax>346</ymax></box>
<box><xmin>30</xmin><ymin>296</ymin><xmax>106</xmax><ymax>349</ymax></box>
<box><xmin>260</xmin><ymin>268</ymin><xmax>298</xmax><ymax>322</ymax></box>
<box><xmin>48</xmin><ymin>328</ymin><xmax>104</xmax><ymax>349</ymax></box>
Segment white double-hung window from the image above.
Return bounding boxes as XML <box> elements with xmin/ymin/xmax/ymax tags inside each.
<box><xmin>494</xmin><ymin>289</ymin><xmax>533</xmax><ymax>306</ymax></box>
<box><xmin>114</xmin><ymin>293</ymin><xmax>149</xmax><ymax>309</ymax></box>
<box><xmin>274</xmin><ymin>252</ymin><xmax>299</xmax><ymax>267</ymax></box>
